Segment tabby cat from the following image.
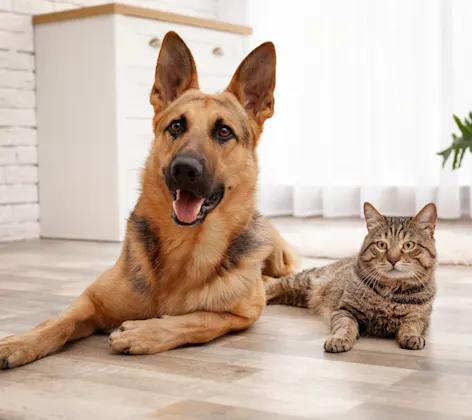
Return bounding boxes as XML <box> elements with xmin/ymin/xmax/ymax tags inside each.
<box><xmin>265</xmin><ymin>202</ymin><xmax>437</xmax><ymax>353</ymax></box>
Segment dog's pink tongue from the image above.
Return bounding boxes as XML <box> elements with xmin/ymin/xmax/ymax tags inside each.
<box><xmin>173</xmin><ymin>190</ymin><xmax>205</xmax><ymax>224</ymax></box>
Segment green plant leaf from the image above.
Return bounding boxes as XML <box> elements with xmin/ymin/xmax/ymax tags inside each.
<box><xmin>453</xmin><ymin>115</ymin><xmax>472</xmax><ymax>136</ymax></box>
<box><xmin>438</xmin><ymin>113</ymin><xmax>472</xmax><ymax>170</ymax></box>
<box><xmin>437</xmin><ymin>147</ymin><xmax>453</xmax><ymax>168</ymax></box>
<box><xmin>458</xmin><ymin>146</ymin><xmax>467</xmax><ymax>168</ymax></box>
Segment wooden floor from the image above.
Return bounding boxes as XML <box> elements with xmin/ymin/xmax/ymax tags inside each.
<box><xmin>1</xmin><ymin>238</ymin><xmax>472</xmax><ymax>419</ymax></box>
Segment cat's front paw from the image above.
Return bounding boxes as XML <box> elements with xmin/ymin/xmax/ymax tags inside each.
<box><xmin>324</xmin><ymin>336</ymin><xmax>353</xmax><ymax>353</ymax></box>
<box><xmin>398</xmin><ymin>335</ymin><xmax>426</xmax><ymax>350</ymax></box>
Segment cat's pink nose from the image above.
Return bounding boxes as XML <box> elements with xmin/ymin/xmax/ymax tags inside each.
<box><xmin>389</xmin><ymin>258</ymin><xmax>399</xmax><ymax>266</ymax></box>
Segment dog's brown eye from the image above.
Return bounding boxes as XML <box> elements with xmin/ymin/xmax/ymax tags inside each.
<box><xmin>219</xmin><ymin>126</ymin><xmax>231</xmax><ymax>138</ymax></box>
<box><xmin>215</xmin><ymin>125</ymin><xmax>234</xmax><ymax>142</ymax></box>
<box><xmin>212</xmin><ymin>120</ymin><xmax>235</xmax><ymax>143</ymax></box>
<box><xmin>167</xmin><ymin>118</ymin><xmax>187</xmax><ymax>138</ymax></box>
<box><xmin>170</xmin><ymin>121</ymin><xmax>182</xmax><ymax>133</ymax></box>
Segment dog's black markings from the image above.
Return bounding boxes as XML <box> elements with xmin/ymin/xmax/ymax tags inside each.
<box><xmin>220</xmin><ymin>212</ymin><xmax>266</xmax><ymax>273</ymax></box>
<box><xmin>125</xmin><ymin>213</ymin><xmax>161</xmax><ymax>294</ymax></box>
<box><xmin>124</xmin><ymin>241</ymin><xmax>150</xmax><ymax>295</ymax></box>
<box><xmin>130</xmin><ymin>213</ymin><xmax>161</xmax><ymax>272</ymax></box>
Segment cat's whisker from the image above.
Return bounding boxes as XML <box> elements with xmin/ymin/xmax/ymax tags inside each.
<box><xmin>372</xmin><ymin>275</ymin><xmax>382</xmax><ymax>296</ymax></box>
<box><xmin>357</xmin><ymin>265</ymin><xmax>378</xmax><ymax>276</ymax></box>
<box><xmin>413</xmin><ymin>271</ymin><xmax>433</xmax><ymax>288</ymax></box>
<box><xmin>356</xmin><ymin>269</ymin><xmax>382</xmax><ymax>303</ymax></box>
<box><xmin>354</xmin><ymin>265</ymin><xmax>377</xmax><ymax>285</ymax></box>
<box><xmin>353</xmin><ymin>266</ymin><xmax>378</xmax><ymax>297</ymax></box>
<box><xmin>359</xmin><ymin>275</ymin><xmax>384</xmax><ymax>307</ymax></box>
<box><xmin>412</xmin><ymin>274</ymin><xmax>427</xmax><ymax>290</ymax></box>
<box><xmin>412</xmin><ymin>268</ymin><xmax>433</xmax><ymax>286</ymax></box>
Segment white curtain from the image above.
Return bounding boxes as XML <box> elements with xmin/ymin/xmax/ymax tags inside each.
<box><xmin>248</xmin><ymin>0</ymin><xmax>472</xmax><ymax>219</ymax></box>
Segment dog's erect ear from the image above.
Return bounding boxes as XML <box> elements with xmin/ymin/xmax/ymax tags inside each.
<box><xmin>226</xmin><ymin>42</ymin><xmax>276</xmax><ymax>126</ymax></box>
<box><xmin>413</xmin><ymin>203</ymin><xmax>437</xmax><ymax>234</ymax></box>
<box><xmin>150</xmin><ymin>31</ymin><xmax>199</xmax><ymax>113</ymax></box>
<box><xmin>364</xmin><ymin>202</ymin><xmax>386</xmax><ymax>232</ymax></box>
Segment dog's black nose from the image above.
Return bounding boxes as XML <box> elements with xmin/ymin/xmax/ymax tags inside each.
<box><xmin>170</xmin><ymin>156</ymin><xmax>203</xmax><ymax>185</ymax></box>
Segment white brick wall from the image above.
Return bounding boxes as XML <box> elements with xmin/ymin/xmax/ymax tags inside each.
<box><xmin>5</xmin><ymin>165</ymin><xmax>37</xmax><ymax>183</ymax></box>
<box><xmin>0</xmin><ymin>0</ymin><xmax>219</xmax><ymax>241</ymax></box>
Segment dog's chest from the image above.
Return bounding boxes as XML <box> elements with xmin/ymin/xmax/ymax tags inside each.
<box><xmin>155</xmin><ymin>256</ymin><xmax>257</xmax><ymax>315</ymax></box>
<box><xmin>148</xmin><ymin>213</ymin><xmax>266</xmax><ymax>316</ymax></box>
<box><xmin>156</xmin><ymin>273</ymin><xmax>252</xmax><ymax>315</ymax></box>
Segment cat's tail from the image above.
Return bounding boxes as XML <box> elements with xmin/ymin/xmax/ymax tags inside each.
<box><xmin>264</xmin><ymin>269</ymin><xmax>315</xmax><ymax>308</ymax></box>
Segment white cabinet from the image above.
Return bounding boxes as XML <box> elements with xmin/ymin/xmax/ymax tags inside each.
<box><xmin>34</xmin><ymin>4</ymin><xmax>250</xmax><ymax>241</ymax></box>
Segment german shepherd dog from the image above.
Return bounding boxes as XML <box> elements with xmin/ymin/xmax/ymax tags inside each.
<box><xmin>0</xmin><ymin>32</ymin><xmax>297</xmax><ymax>369</ymax></box>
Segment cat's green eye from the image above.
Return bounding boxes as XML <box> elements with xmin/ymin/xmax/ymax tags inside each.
<box><xmin>403</xmin><ymin>241</ymin><xmax>416</xmax><ymax>250</ymax></box>
<box><xmin>377</xmin><ymin>241</ymin><xmax>387</xmax><ymax>250</ymax></box>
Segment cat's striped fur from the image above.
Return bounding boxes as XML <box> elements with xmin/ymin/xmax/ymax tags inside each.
<box><xmin>265</xmin><ymin>202</ymin><xmax>437</xmax><ymax>353</ymax></box>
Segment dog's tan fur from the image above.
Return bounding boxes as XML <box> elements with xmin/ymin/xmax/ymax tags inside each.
<box><xmin>0</xmin><ymin>32</ymin><xmax>297</xmax><ymax>369</ymax></box>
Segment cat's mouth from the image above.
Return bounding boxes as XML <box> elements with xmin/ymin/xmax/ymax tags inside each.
<box><xmin>384</xmin><ymin>267</ymin><xmax>413</xmax><ymax>279</ymax></box>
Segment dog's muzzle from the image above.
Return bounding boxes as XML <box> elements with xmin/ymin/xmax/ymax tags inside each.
<box><xmin>164</xmin><ymin>154</ymin><xmax>224</xmax><ymax>227</ymax></box>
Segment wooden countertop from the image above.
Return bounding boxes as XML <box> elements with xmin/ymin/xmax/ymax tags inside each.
<box><xmin>33</xmin><ymin>3</ymin><xmax>252</xmax><ymax>35</ymax></box>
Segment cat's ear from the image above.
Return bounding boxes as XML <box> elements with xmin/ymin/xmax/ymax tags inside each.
<box><xmin>363</xmin><ymin>202</ymin><xmax>385</xmax><ymax>232</ymax></box>
<box><xmin>413</xmin><ymin>203</ymin><xmax>437</xmax><ymax>234</ymax></box>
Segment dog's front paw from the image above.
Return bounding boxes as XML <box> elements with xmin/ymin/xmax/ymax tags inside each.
<box><xmin>0</xmin><ymin>335</ymin><xmax>42</xmax><ymax>369</ymax></box>
<box><xmin>324</xmin><ymin>336</ymin><xmax>353</xmax><ymax>353</ymax></box>
<box><xmin>398</xmin><ymin>335</ymin><xmax>425</xmax><ymax>350</ymax></box>
<box><xmin>109</xmin><ymin>319</ymin><xmax>178</xmax><ymax>355</ymax></box>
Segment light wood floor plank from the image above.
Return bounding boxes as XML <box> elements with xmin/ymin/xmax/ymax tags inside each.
<box><xmin>0</xmin><ymin>238</ymin><xmax>471</xmax><ymax>418</ymax></box>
